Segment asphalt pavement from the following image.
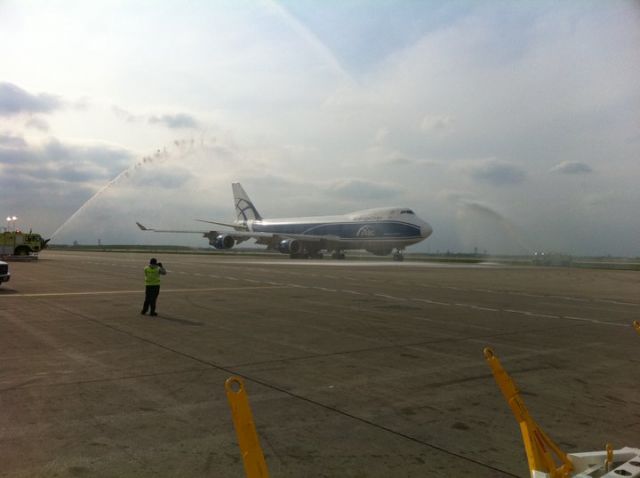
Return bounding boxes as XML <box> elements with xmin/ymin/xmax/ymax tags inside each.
<box><xmin>1</xmin><ymin>251</ymin><xmax>639</xmax><ymax>477</ymax></box>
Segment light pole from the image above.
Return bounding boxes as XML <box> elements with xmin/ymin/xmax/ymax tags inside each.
<box><xmin>6</xmin><ymin>216</ymin><xmax>17</xmax><ymax>232</ymax></box>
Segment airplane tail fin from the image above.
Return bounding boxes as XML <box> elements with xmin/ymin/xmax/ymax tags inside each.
<box><xmin>232</xmin><ymin>183</ymin><xmax>263</xmax><ymax>222</ymax></box>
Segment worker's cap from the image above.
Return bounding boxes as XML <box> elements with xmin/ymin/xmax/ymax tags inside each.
<box><xmin>149</xmin><ymin>258</ymin><xmax>157</xmax><ymax>265</ymax></box>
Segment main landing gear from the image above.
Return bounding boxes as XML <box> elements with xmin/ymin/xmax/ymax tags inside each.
<box><xmin>289</xmin><ymin>250</ymin><xmax>324</xmax><ymax>259</ymax></box>
<box><xmin>392</xmin><ymin>249</ymin><xmax>404</xmax><ymax>262</ymax></box>
<box><xmin>331</xmin><ymin>250</ymin><xmax>346</xmax><ymax>260</ymax></box>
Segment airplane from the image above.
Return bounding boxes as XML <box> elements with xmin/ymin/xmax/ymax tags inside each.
<box><xmin>136</xmin><ymin>183</ymin><xmax>433</xmax><ymax>261</ymax></box>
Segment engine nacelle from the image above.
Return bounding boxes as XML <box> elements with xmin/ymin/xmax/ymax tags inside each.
<box><xmin>278</xmin><ymin>239</ymin><xmax>301</xmax><ymax>255</ymax></box>
<box><xmin>211</xmin><ymin>234</ymin><xmax>235</xmax><ymax>249</ymax></box>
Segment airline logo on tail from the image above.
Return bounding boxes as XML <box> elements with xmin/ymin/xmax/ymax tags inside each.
<box><xmin>233</xmin><ymin>183</ymin><xmax>262</xmax><ymax>222</ymax></box>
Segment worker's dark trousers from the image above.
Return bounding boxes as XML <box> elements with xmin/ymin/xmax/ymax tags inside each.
<box><xmin>142</xmin><ymin>285</ymin><xmax>160</xmax><ymax>314</ymax></box>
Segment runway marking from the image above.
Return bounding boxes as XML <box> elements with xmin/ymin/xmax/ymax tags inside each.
<box><xmin>0</xmin><ymin>285</ymin><xmax>288</xmax><ymax>298</ymax></box>
<box><xmin>470</xmin><ymin>306</ymin><xmax>499</xmax><ymax>312</ymax></box>
<box><xmin>529</xmin><ymin>312</ymin><xmax>558</xmax><ymax>319</ymax></box>
<box><xmin>315</xmin><ymin>287</ymin><xmax>337</xmax><ymax>293</ymax></box>
<box><xmin>411</xmin><ymin>298</ymin><xmax>451</xmax><ymax>306</ymax></box>
<box><xmin>418</xmin><ymin>284</ymin><xmax>639</xmax><ymax>308</ymax></box>
<box><xmin>600</xmin><ymin>299</ymin><xmax>638</xmax><ymax>306</ymax></box>
<box><xmin>508</xmin><ymin>292</ymin><xmax>537</xmax><ymax>297</ymax></box>
<box><xmin>374</xmin><ymin>293</ymin><xmax>405</xmax><ymax>300</ymax></box>
<box><xmin>553</xmin><ymin>296</ymin><xmax>588</xmax><ymax>302</ymax></box>
<box><xmin>343</xmin><ymin>290</ymin><xmax>364</xmax><ymax>295</ymax></box>
<box><xmin>561</xmin><ymin>315</ymin><xmax>629</xmax><ymax>327</ymax></box>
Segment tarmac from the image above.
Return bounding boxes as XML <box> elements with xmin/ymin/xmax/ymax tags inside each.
<box><xmin>1</xmin><ymin>250</ymin><xmax>639</xmax><ymax>477</ymax></box>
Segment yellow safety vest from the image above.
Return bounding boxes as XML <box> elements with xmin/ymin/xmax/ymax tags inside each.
<box><xmin>144</xmin><ymin>265</ymin><xmax>162</xmax><ymax>286</ymax></box>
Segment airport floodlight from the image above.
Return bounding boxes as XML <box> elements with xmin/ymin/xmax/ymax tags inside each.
<box><xmin>6</xmin><ymin>216</ymin><xmax>18</xmax><ymax>231</ymax></box>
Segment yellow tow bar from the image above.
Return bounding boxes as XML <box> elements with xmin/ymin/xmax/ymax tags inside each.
<box><xmin>225</xmin><ymin>376</ymin><xmax>270</xmax><ymax>478</ymax></box>
<box><xmin>483</xmin><ymin>348</ymin><xmax>574</xmax><ymax>478</ymax></box>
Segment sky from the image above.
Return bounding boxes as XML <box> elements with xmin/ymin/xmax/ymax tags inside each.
<box><xmin>0</xmin><ymin>0</ymin><xmax>638</xmax><ymax>256</ymax></box>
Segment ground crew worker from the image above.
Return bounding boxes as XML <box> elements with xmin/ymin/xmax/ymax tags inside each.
<box><xmin>141</xmin><ymin>258</ymin><xmax>166</xmax><ymax>316</ymax></box>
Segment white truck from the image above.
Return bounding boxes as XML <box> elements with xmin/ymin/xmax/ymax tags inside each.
<box><xmin>0</xmin><ymin>260</ymin><xmax>9</xmax><ymax>286</ymax></box>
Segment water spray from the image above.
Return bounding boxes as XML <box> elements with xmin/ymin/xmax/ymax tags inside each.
<box><xmin>50</xmin><ymin>140</ymin><xmax>195</xmax><ymax>241</ymax></box>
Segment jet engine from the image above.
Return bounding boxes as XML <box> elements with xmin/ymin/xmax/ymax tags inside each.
<box><xmin>211</xmin><ymin>234</ymin><xmax>235</xmax><ymax>249</ymax></box>
<box><xmin>278</xmin><ymin>239</ymin><xmax>301</xmax><ymax>255</ymax></box>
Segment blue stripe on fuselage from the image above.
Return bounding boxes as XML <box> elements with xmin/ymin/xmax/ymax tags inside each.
<box><xmin>251</xmin><ymin>220</ymin><xmax>421</xmax><ymax>239</ymax></box>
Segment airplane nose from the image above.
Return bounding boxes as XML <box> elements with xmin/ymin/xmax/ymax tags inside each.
<box><xmin>421</xmin><ymin>222</ymin><xmax>433</xmax><ymax>238</ymax></box>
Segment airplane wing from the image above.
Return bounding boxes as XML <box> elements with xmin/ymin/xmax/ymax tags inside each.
<box><xmin>136</xmin><ymin>222</ymin><xmax>208</xmax><ymax>234</ymax></box>
<box><xmin>194</xmin><ymin>219</ymin><xmax>245</xmax><ymax>229</ymax></box>
<box><xmin>136</xmin><ymin>222</ymin><xmax>339</xmax><ymax>248</ymax></box>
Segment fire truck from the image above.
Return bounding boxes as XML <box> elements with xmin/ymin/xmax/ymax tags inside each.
<box><xmin>0</xmin><ymin>231</ymin><xmax>49</xmax><ymax>257</ymax></box>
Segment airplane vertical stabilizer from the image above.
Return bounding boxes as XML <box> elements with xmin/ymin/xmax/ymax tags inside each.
<box><xmin>232</xmin><ymin>183</ymin><xmax>263</xmax><ymax>222</ymax></box>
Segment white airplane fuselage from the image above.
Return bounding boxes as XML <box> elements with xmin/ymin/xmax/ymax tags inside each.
<box><xmin>243</xmin><ymin>206</ymin><xmax>432</xmax><ymax>256</ymax></box>
<box><xmin>137</xmin><ymin>183</ymin><xmax>433</xmax><ymax>260</ymax></box>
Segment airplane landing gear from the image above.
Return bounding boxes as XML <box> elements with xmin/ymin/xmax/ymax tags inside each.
<box><xmin>289</xmin><ymin>249</ymin><xmax>324</xmax><ymax>259</ymax></box>
<box><xmin>392</xmin><ymin>249</ymin><xmax>404</xmax><ymax>262</ymax></box>
<box><xmin>331</xmin><ymin>251</ymin><xmax>346</xmax><ymax>260</ymax></box>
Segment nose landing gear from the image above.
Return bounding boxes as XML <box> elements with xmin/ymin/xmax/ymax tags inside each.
<box><xmin>392</xmin><ymin>249</ymin><xmax>404</xmax><ymax>262</ymax></box>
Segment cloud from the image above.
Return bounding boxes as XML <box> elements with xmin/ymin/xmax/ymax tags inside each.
<box><xmin>0</xmin><ymin>82</ymin><xmax>62</xmax><ymax>116</ymax></box>
<box><xmin>148</xmin><ymin>113</ymin><xmax>199</xmax><ymax>129</ymax></box>
<box><xmin>468</xmin><ymin>160</ymin><xmax>526</xmax><ymax>186</ymax></box>
<box><xmin>25</xmin><ymin>116</ymin><xmax>50</xmax><ymax>132</ymax></box>
<box><xmin>420</xmin><ymin>114</ymin><xmax>454</xmax><ymax>132</ymax></box>
<box><xmin>0</xmin><ymin>133</ymin><xmax>27</xmax><ymax>148</ymax></box>
<box><xmin>129</xmin><ymin>167</ymin><xmax>194</xmax><ymax>189</ymax></box>
<box><xmin>0</xmin><ymin>137</ymin><xmax>133</xmax><ymax>183</ymax></box>
<box><xmin>328</xmin><ymin>178</ymin><xmax>401</xmax><ymax>201</ymax></box>
<box><xmin>549</xmin><ymin>161</ymin><xmax>593</xmax><ymax>174</ymax></box>
<box><xmin>112</xmin><ymin>105</ymin><xmax>141</xmax><ymax>123</ymax></box>
<box><xmin>386</xmin><ymin>156</ymin><xmax>414</xmax><ymax>166</ymax></box>
<box><xmin>374</xmin><ymin>127</ymin><xmax>389</xmax><ymax>144</ymax></box>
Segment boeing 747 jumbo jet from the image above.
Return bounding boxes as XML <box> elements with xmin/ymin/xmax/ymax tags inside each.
<box><xmin>137</xmin><ymin>183</ymin><xmax>432</xmax><ymax>261</ymax></box>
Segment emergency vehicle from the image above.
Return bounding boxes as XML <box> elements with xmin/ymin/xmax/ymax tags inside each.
<box><xmin>0</xmin><ymin>260</ymin><xmax>9</xmax><ymax>286</ymax></box>
<box><xmin>0</xmin><ymin>231</ymin><xmax>49</xmax><ymax>257</ymax></box>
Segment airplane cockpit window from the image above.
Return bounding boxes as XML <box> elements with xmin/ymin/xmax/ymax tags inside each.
<box><xmin>400</xmin><ymin>209</ymin><xmax>414</xmax><ymax>214</ymax></box>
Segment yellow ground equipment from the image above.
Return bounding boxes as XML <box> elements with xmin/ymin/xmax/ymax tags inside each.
<box><xmin>484</xmin><ymin>347</ymin><xmax>640</xmax><ymax>477</ymax></box>
<box><xmin>225</xmin><ymin>376</ymin><xmax>270</xmax><ymax>478</ymax></box>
